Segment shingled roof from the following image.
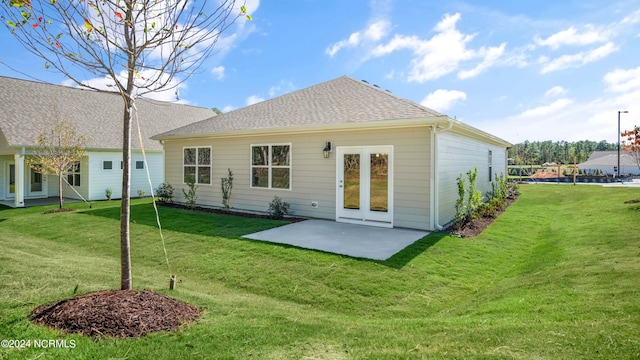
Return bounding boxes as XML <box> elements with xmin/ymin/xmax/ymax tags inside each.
<box><xmin>579</xmin><ymin>151</ymin><xmax>638</xmax><ymax>167</ymax></box>
<box><xmin>154</xmin><ymin>75</ymin><xmax>444</xmax><ymax>139</ymax></box>
<box><xmin>0</xmin><ymin>76</ymin><xmax>213</xmax><ymax>151</ymax></box>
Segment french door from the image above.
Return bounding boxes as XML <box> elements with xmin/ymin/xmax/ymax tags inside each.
<box><xmin>7</xmin><ymin>163</ymin><xmax>15</xmax><ymax>199</ymax></box>
<box><xmin>336</xmin><ymin>146</ymin><xmax>393</xmax><ymax>227</ymax></box>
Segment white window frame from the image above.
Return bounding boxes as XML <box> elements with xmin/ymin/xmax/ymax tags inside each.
<box><xmin>67</xmin><ymin>161</ymin><xmax>81</xmax><ymax>187</ymax></box>
<box><xmin>250</xmin><ymin>143</ymin><xmax>292</xmax><ymax>190</ymax></box>
<box><xmin>103</xmin><ymin>160</ymin><xmax>113</xmax><ymax>171</ymax></box>
<box><xmin>183</xmin><ymin>146</ymin><xmax>212</xmax><ymax>185</ymax></box>
<box><xmin>488</xmin><ymin>150</ymin><xmax>493</xmax><ymax>182</ymax></box>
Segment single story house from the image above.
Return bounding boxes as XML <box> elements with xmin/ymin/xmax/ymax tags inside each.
<box><xmin>578</xmin><ymin>150</ymin><xmax>640</xmax><ymax>176</ymax></box>
<box><xmin>0</xmin><ymin>76</ymin><xmax>213</xmax><ymax>207</ymax></box>
<box><xmin>154</xmin><ymin>76</ymin><xmax>512</xmax><ymax>230</ymax></box>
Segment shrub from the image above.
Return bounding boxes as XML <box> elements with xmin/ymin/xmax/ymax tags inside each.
<box><xmin>182</xmin><ymin>175</ymin><xmax>198</xmax><ymax>209</ymax></box>
<box><xmin>454</xmin><ymin>175</ymin><xmax>468</xmax><ymax>229</ymax></box>
<box><xmin>221</xmin><ymin>168</ymin><xmax>234</xmax><ymax>209</ymax></box>
<box><xmin>466</xmin><ymin>167</ymin><xmax>483</xmax><ymax>220</ymax></box>
<box><xmin>155</xmin><ymin>182</ymin><xmax>175</xmax><ymax>203</ymax></box>
<box><xmin>105</xmin><ymin>188</ymin><xmax>113</xmax><ymax>200</ymax></box>
<box><xmin>137</xmin><ymin>189</ymin><xmax>146</xmax><ymax>198</ymax></box>
<box><xmin>267</xmin><ymin>196</ymin><xmax>290</xmax><ymax>219</ymax></box>
<box><xmin>506</xmin><ymin>180</ymin><xmax>520</xmax><ymax>199</ymax></box>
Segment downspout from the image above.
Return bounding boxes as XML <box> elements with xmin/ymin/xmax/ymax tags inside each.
<box><xmin>431</xmin><ymin>121</ymin><xmax>453</xmax><ymax>230</ymax></box>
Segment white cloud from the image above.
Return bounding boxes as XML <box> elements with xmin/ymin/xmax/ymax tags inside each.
<box><xmin>458</xmin><ymin>43</ymin><xmax>506</xmax><ymax>79</ymax></box>
<box><xmin>620</xmin><ymin>9</ymin><xmax>640</xmax><ymax>25</ymax></box>
<box><xmin>540</xmin><ymin>42</ymin><xmax>618</xmax><ymax>74</ymax></box>
<box><xmin>326</xmin><ymin>20</ymin><xmax>391</xmax><ymax>57</ymax></box>
<box><xmin>246</xmin><ymin>95</ymin><xmax>264</xmax><ymax>105</ymax></box>
<box><xmin>62</xmin><ymin>70</ymin><xmax>187</xmax><ymax>103</ymax></box>
<box><xmin>268</xmin><ymin>80</ymin><xmax>296</xmax><ymax>97</ymax></box>
<box><xmin>545</xmin><ymin>86</ymin><xmax>568</xmax><ymax>97</ymax></box>
<box><xmin>420</xmin><ymin>89</ymin><xmax>467</xmax><ymax>112</ymax></box>
<box><xmin>604</xmin><ymin>66</ymin><xmax>640</xmax><ymax>93</ymax></box>
<box><xmin>510</xmin><ymin>98</ymin><xmax>574</xmax><ymax>120</ymax></box>
<box><xmin>222</xmin><ymin>105</ymin><xmax>235</xmax><ymax>113</ymax></box>
<box><xmin>371</xmin><ymin>13</ymin><xmax>504</xmax><ymax>82</ymax></box>
<box><xmin>477</xmin><ymin>65</ymin><xmax>640</xmax><ymax>144</ymax></box>
<box><xmin>211</xmin><ymin>66</ymin><xmax>225</xmax><ymax>80</ymax></box>
<box><xmin>534</xmin><ymin>25</ymin><xmax>610</xmax><ymax>49</ymax></box>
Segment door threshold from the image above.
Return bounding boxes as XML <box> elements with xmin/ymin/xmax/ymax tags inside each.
<box><xmin>337</xmin><ymin>218</ymin><xmax>393</xmax><ymax>228</ymax></box>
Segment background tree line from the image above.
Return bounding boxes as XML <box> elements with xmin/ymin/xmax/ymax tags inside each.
<box><xmin>508</xmin><ymin>140</ymin><xmax>617</xmax><ymax>165</ymax></box>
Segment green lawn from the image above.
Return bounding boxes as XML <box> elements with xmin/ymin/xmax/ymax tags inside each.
<box><xmin>1</xmin><ymin>185</ymin><xmax>639</xmax><ymax>359</ymax></box>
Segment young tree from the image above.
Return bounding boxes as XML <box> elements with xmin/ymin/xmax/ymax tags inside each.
<box><xmin>29</xmin><ymin>118</ymin><xmax>86</xmax><ymax>209</ymax></box>
<box><xmin>622</xmin><ymin>126</ymin><xmax>640</xmax><ymax>171</ymax></box>
<box><xmin>1</xmin><ymin>0</ymin><xmax>251</xmax><ymax>290</ymax></box>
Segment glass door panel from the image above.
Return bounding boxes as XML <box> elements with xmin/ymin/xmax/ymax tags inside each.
<box><xmin>9</xmin><ymin>164</ymin><xmax>15</xmax><ymax>194</ymax></box>
<box><xmin>369</xmin><ymin>152</ymin><xmax>388</xmax><ymax>212</ymax></box>
<box><xmin>30</xmin><ymin>168</ymin><xmax>43</xmax><ymax>192</ymax></box>
<box><xmin>343</xmin><ymin>154</ymin><xmax>360</xmax><ymax>210</ymax></box>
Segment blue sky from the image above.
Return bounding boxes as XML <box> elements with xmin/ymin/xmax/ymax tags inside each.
<box><xmin>2</xmin><ymin>0</ymin><xmax>640</xmax><ymax>144</ymax></box>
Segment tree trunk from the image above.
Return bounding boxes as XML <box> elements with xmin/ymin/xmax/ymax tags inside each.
<box><xmin>59</xmin><ymin>173</ymin><xmax>63</xmax><ymax>209</ymax></box>
<box><xmin>120</xmin><ymin>94</ymin><xmax>133</xmax><ymax>290</ymax></box>
<box><xmin>120</xmin><ymin>2</ymin><xmax>135</xmax><ymax>291</ymax></box>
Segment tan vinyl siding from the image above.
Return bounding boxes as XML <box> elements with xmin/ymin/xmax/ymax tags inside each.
<box><xmin>437</xmin><ymin>131</ymin><xmax>507</xmax><ymax>226</ymax></box>
<box><xmin>164</xmin><ymin>126</ymin><xmax>432</xmax><ymax>230</ymax></box>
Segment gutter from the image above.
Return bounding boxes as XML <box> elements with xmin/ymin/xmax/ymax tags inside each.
<box><xmin>429</xmin><ymin>120</ymin><xmax>453</xmax><ymax>231</ymax></box>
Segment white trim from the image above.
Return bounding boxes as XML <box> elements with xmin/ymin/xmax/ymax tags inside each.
<box><xmin>102</xmin><ymin>160</ymin><xmax>114</xmax><ymax>171</ymax></box>
<box><xmin>249</xmin><ymin>143</ymin><xmax>292</xmax><ymax>190</ymax></box>
<box><xmin>182</xmin><ymin>146</ymin><xmax>212</xmax><ymax>185</ymax></box>
<box><xmin>5</xmin><ymin>161</ymin><xmax>15</xmax><ymax>200</ymax></box>
<box><xmin>336</xmin><ymin>146</ymin><xmax>393</xmax><ymax>228</ymax></box>
<box><xmin>27</xmin><ymin>166</ymin><xmax>47</xmax><ymax>197</ymax></box>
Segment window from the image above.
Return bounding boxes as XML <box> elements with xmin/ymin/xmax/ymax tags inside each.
<box><xmin>183</xmin><ymin>147</ymin><xmax>211</xmax><ymax>184</ymax></box>
<box><xmin>103</xmin><ymin>161</ymin><xmax>113</xmax><ymax>170</ymax></box>
<box><xmin>135</xmin><ymin>161</ymin><xmax>144</xmax><ymax>170</ymax></box>
<box><xmin>251</xmin><ymin>144</ymin><xmax>291</xmax><ymax>189</ymax></box>
<box><xmin>67</xmin><ymin>161</ymin><xmax>81</xmax><ymax>187</ymax></box>
<box><xmin>488</xmin><ymin>150</ymin><xmax>493</xmax><ymax>182</ymax></box>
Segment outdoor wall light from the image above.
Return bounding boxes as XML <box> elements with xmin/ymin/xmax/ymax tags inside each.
<box><xmin>323</xmin><ymin>141</ymin><xmax>332</xmax><ymax>159</ymax></box>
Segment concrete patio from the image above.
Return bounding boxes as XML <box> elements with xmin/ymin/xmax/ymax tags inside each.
<box><xmin>242</xmin><ymin>219</ymin><xmax>429</xmax><ymax>260</ymax></box>
<box><xmin>0</xmin><ymin>197</ymin><xmax>80</xmax><ymax>208</ymax></box>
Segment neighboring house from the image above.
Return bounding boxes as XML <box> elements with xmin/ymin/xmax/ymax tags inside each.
<box><xmin>578</xmin><ymin>151</ymin><xmax>640</xmax><ymax>176</ymax></box>
<box><xmin>154</xmin><ymin>76</ymin><xmax>512</xmax><ymax>231</ymax></box>
<box><xmin>0</xmin><ymin>76</ymin><xmax>213</xmax><ymax>207</ymax></box>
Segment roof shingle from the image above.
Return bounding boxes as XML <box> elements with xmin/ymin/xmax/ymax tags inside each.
<box><xmin>0</xmin><ymin>76</ymin><xmax>213</xmax><ymax>151</ymax></box>
<box><xmin>155</xmin><ymin>76</ymin><xmax>443</xmax><ymax>138</ymax></box>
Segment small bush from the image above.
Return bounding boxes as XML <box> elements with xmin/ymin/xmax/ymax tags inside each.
<box><xmin>267</xmin><ymin>196</ymin><xmax>290</xmax><ymax>219</ymax></box>
<box><xmin>105</xmin><ymin>188</ymin><xmax>113</xmax><ymax>200</ymax></box>
<box><xmin>137</xmin><ymin>189</ymin><xmax>146</xmax><ymax>198</ymax></box>
<box><xmin>182</xmin><ymin>175</ymin><xmax>198</xmax><ymax>209</ymax></box>
<box><xmin>155</xmin><ymin>182</ymin><xmax>175</xmax><ymax>203</ymax></box>
<box><xmin>221</xmin><ymin>168</ymin><xmax>234</xmax><ymax>209</ymax></box>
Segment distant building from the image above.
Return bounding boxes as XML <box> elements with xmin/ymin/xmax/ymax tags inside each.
<box><xmin>577</xmin><ymin>151</ymin><xmax>640</xmax><ymax>176</ymax></box>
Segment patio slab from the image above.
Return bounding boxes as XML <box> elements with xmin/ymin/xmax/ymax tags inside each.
<box><xmin>242</xmin><ymin>219</ymin><xmax>429</xmax><ymax>260</ymax></box>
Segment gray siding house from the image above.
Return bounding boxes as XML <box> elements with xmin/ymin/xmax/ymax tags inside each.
<box><xmin>0</xmin><ymin>76</ymin><xmax>213</xmax><ymax>207</ymax></box>
<box><xmin>154</xmin><ymin>76</ymin><xmax>511</xmax><ymax>230</ymax></box>
<box><xmin>578</xmin><ymin>151</ymin><xmax>640</xmax><ymax>176</ymax></box>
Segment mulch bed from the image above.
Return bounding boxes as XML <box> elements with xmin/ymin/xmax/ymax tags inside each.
<box><xmin>158</xmin><ymin>201</ymin><xmax>306</xmax><ymax>222</ymax></box>
<box><xmin>31</xmin><ymin>290</ymin><xmax>202</xmax><ymax>338</ymax></box>
<box><xmin>43</xmin><ymin>208</ymin><xmax>75</xmax><ymax>214</ymax></box>
<box><xmin>448</xmin><ymin>196</ymin><xmax>518</xmax><ymax>238</ymax></box>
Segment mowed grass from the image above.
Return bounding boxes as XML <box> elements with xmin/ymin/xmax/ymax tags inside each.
<box><xmin>1</xmin><ymin>185</ymin><xmax>639</xmax><ymax>359</ymax></box>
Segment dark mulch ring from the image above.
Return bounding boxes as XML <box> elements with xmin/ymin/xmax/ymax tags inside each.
<box><xmin>43</xmin><ymin>208</ymin><xmax>75</xmax><ymax>214</ymax></box>
<box><xmin>158</xmin><ymin>201</ymin><xmax>306</xmax><ymax>223</ymax></box>
<box><xmin>447</xmin><ymin>196</ymin><xmax>519</xmax><ymax>238</ymax></box>
<box><xmin>31</xmin><ymin>290</ymin><xmax>202</xmax><ymax>338</ymax></box>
